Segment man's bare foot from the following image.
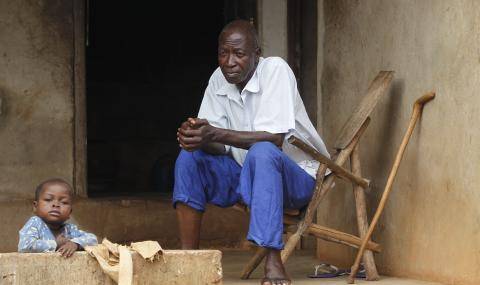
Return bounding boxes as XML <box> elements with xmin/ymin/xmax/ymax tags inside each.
<box><xmin>262</xmin><ymin>249</ymin><xmax>291</xmax><ymax>285</ymax></box>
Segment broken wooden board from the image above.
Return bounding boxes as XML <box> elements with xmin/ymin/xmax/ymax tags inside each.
<box><xmin>0</xmin><ymin>250</ymin><xmax>222</xmax><ymax>285</ymax></box>
<box><xmin>334</xmin><ymin>71</ymin><xmax>394</xmax><ymax>150</ymax></box>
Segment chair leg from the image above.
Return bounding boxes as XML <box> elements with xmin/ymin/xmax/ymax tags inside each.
<box><xmin>240</xmin><ymin>247</ymin><xmax>268</xmax><ymax>279</ymax></box>
<box><xmin>350</xmin><ymin>145</ymin><xmax>379</xmax><ymax>281</ymax></box>
<box><xmin>281</xmin><ymin>164</ymin><xmax>330</xmax><ymax>262</ymax></box>
<box><xmin>281</xmin><ymin>122</ymin><xmax>369</xmax><ymax>264</ymax></box>
<box><xmin>285</xmin><ymin>231</ymin><xmax>302</xmax><ymax>250</ymax></box>
<box><xmin>280</xmin><ymin>232</ymin><xmax>302</xmax><ymax>262</ymax></box>
<box><xmin>240</xmin><ymin>221</ymin><xmax>304</xmax><ymax>279</ymax></box>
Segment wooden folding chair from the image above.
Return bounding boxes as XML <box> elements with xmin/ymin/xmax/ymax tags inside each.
<box><xmin>239</xmin><ymin>71</ymin><xmax>394</xmax><ymax>281</ymax></box>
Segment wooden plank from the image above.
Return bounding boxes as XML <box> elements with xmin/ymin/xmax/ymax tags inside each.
<box><xmin>283</xmin><ymin>218</ymin><xmax>381</xmax><ymax>253</ymax></box>
<box><xmin>240</xmin><ymin>248</ymin><xmax>268</xmax><ymax>279</ymax></box>
<box><xmin>288</xmin><ymin>136</ymin><xmax>370</xmax><ymax>188</ymax></box>
<box><xmin>334</xmin><ymin>71</ymin><xmax>394</xmax><ymax>150</ymax></box>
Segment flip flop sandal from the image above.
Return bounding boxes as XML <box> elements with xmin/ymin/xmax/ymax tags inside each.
<box><xmin>344</xmin><ymin>264</ymin><xmax>367</xmax><ymax>278</ymax></box>
<box><xmin>261</xmin><ymin>277</ymin><xmax>292</xmax><ymax>285</ymax></box>
<box><xmin>308</xmin><ymin>263</ymin><xmax>345</xmax><ymax>278</ymax></box>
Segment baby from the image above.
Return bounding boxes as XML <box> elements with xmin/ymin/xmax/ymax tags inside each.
<box><xmin>18</xmin><ymin>178</ymin><xmax>98</xmax><ymax>257</ymax></box>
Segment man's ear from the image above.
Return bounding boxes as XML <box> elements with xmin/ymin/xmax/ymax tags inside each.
<box><xmin>255</xmin><ymin>47</ymin><xmax>261</xmax><ymax>64</ymax></box>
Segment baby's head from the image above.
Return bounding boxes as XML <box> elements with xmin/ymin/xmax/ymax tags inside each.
<box><xmin>33</xmin><ymin>178</ymin><xmax>73</xmax><ymax>227</ymax></box>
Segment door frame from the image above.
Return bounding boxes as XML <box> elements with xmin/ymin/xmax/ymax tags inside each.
<box><xmin>73</xmin><ymin>0</ymin><xmax>87</xmax><ymax>197</ymax></box>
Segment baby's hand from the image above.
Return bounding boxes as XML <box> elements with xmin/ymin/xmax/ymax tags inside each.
<box><xmin>55</xmin><ymin>234</ymin><xmax>69</xmax><ymax>248</ymax></box>
<box><xmin>57</xmin><ymin>241</ymin><xmax>79</xmax><ymax>258</ymax></box>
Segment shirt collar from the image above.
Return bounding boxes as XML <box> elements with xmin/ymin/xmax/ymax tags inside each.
<box><xmin>243</xmin><ymin>69</ymin><xmax>260</xmax><ymax>93</ymax></box>
<box><xmin>215</xmin><ymin>58</ymin><xmax>263</xmax><ymax>99</ymax></box>
<box><xmin>215</xmin><ymin>82</ymin><xmax>237</xmax><ymax>97</ymax></box>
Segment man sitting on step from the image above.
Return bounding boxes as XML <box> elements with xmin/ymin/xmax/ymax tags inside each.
<box><xmin>174</xmin><ymin>19</ymin><xmax>330</xmax><ymax>285</ymax></box>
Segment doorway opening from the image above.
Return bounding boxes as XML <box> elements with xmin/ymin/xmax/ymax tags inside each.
<box><xmin>85</xmin><ymin>1</ymin><xmax>256</xmax><ymax>197</ymax></box>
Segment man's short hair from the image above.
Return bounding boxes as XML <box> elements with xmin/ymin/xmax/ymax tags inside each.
<box><xmin>219</xmin><ymin>19</ymin><xmax>259</xmax><ymax>51</ymax></box>
<box><xmin>34</xmin><ymin>178</ymin><xmax>73</xmax><ymax>201</ymax></box>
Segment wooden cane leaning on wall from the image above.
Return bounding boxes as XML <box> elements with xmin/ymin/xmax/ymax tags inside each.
<box><xmin>347</xmin><ymin>91</ymin><xmax>436</xmax><ymax>284</ymax></box>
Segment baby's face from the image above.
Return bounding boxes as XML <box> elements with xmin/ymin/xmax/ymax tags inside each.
<box><xmin>34</xmin><ymin>183</ymin><xmax>72</xmax><ymax>226</ymax></box>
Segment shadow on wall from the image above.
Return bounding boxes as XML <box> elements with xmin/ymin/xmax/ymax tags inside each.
<box><xmin>0</xmin><ymin>88</ymin><xmax>4</xmax><ymax>126</ymax></box>
<box><xmin>369</xmin><ymin>79</ymin><xmax>404</xmax><ymax>194</ymax></box>
<box><xmin>367</xmin><ymin>79</ymin><xmax>423</xmax><ymax>240</ymax></box>
<box><xmin>0</xmin><ymin>87</ymin><xmax>9</xmax><ymax>131</ymax></box>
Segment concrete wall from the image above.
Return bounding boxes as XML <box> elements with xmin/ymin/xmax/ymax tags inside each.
<box><xmin>316</xmin><ymin>0</ymin><xmax>325</xmax><ymax>130</ymax></box>
<box><xmin>0</xmin><ymin>0</ymin><xmax>74</xmax><ymax>199</ymax></box>
<box><xmin>257</xmin><ymin>0</ymin><xmax>288</xmax><ymax>59</ymax></box>
<box><xmin>317</xmin><ymin>1</ymin><xmax>480</xmax><ymax>284</ymax></box>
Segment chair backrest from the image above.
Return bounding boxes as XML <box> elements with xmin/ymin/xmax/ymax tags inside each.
<box><xmin>334</xmin><ymin>71</ymin><xmax>394</xmax><ymax>150</ymax></box>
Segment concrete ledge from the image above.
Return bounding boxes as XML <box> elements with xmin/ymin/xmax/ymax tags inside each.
<box><xmin>0</xmin><ymin>250</ymin><xmax>222</xmax><ymax>284</ymax></box>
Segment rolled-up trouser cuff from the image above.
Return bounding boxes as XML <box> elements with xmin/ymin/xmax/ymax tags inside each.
<box><xmin>172</xmin><ymin>194</ymin><xmax>206</xmax><ymax>212</ymax></box>
<box><xmin>247</xmin><ymin>233</ymin><xmax>284</xmax><ymax>250</ymax></box>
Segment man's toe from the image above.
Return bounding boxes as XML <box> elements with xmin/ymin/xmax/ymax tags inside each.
<box><xmin>270</xmin><ymin>279</ymin><xmax>291</xmax><ymax>285</ymax></box>
<box><xmin>261</xmin><ymin>277</ymin><xmax>291</xmax><ymax>285</ymax></box>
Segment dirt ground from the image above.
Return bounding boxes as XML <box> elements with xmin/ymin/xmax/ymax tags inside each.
<box><xmin>222</xmin><ymin>250</ymin><xmax>445</xmax><ymax>285</ymax></box>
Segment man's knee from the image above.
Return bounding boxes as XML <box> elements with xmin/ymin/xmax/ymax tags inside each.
<box><xmin>175</xmin><ymin>149</ymin><xmax>208</xmax><ymax>170</ymax></box>
<box><xmin>245</xmin><ymin>142</ymin><xmax>282</xmax><ymax>163</ymax></box>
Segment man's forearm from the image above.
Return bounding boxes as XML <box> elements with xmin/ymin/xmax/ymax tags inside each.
<box><xmin>177</xmin><ymin>119</ymin><xmax>284</xmax><ymax>153</ymax></box>
<box><xmin>212</xmin><ymin>127</ymin><xmax>284</xmax><ymax>150</ymax></box>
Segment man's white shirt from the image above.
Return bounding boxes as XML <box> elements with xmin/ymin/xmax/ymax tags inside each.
<box><xmin>198</xmin><ymin>57</ymin><xmax>330</xmax><ymax>178</ymax></box>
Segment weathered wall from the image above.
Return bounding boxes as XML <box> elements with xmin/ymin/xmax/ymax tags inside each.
<box><xmin>0</xmin><ymin>0</ymin><xmax>74</xmax><ymax>199</ymax></box>
<box><xmin>257</xmin><ymin>0</ymin><xmax>288</xmax><ymax>59</ymax></box>
<box><xmin>317</xmin><ymin>1</ymin><xmax>480</xmax><ymax>284</ymax></box>
<box><xmin>316</xmin><ymin>0</ymin><xmax>325</xmax><ymax>130</ymax></box>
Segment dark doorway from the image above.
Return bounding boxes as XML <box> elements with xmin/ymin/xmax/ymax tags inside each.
<box><xmin>86</xmin><ymin>1</ymin><xmax>256</xmax><ymax>197</ymax></box>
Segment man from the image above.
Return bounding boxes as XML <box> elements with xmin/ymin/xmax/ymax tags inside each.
<box><xmin>174</xmin><ymin>20</ymin><xmax>329</xmax><ymax>285</ymax></box>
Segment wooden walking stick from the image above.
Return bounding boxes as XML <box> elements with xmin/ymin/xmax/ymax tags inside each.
<box><xmin>347</xmin><ymin>92</ymin><xmax>436</xmax><ymax>284</ymax></box>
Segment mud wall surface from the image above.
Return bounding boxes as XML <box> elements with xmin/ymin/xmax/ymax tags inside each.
<box><xmin>257</xmin><ymin>0</ymin><xmax>288</xmax><ymax>59</ymax></box>
<box><xmin>317</xmin><ymin>1</ymin><xmax>480</xmax><ymax>284</ymax></box>
<box><xmin>0</xmin><ymin>0</ymin><xmax>74</xmax><ymax>199</ymax></box>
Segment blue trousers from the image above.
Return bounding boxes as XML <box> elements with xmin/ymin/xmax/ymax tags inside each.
<box><xmin>173</xmin><ymin>142</ymin><xmax>315</xmax><ymax>250</ymax></box>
